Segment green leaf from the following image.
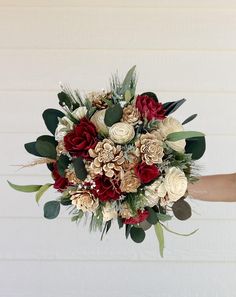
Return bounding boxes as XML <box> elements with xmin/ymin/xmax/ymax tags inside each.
<box><xmin>44</xmin><ymin>200</ymin><xmax>60</xmax><ymax>219</ymax></box>
<box><xmin>117</xmin><ymin>216</ymin><xmax>124</xmax><ymax>229</ymax></box>
<box><xmin>161</xmin><ymin>223</ymin><xmax>198</xmax><ymax>237</ymax></box>
<box><xmin>166</xmin><ymin>131</ymin><xmax>205</xmax><ymax>142</ymax></box>
<box><xmin>172</xmin><ymin>199</ymin><xmax>192</xmax><ymax>221</ymax></box>
<box><xmin>71</xmin><ymin>210</ymin><xmax>84</xmax><ymax>222</ymax></box>
<box><xmin>8</xmin><ymin>181</ymin><xmax>42</xmax><ymax>193</ymax></box>
<box><xmin>125</xmin><ymin>224</ymin><xmax>132</xmax><ymax>239</ymax></box>
<box><xmin>57</xmin><ymin>154</ymin><xmax>70</xmax><ymax>177</ymax></box>
<box><xmin>121</xmin><ymin>65</ymin><xmax>136</xmax><ymax>93</ymax></box>
<box><xmin>182</xmin><ymin>114</ymin><xmax>197</xmax><ymax>125</ymax></box>
<box><xmin>130</xmin><ymin>226</ymin><xmax>146</xmax><ymax>243</ymax></box>
<box><xmin>146</xmin><ymin>207</ymin><xmax>158</xmax><ymax>225</ymax></box>
<box><xmin>35</xmin><ymin>183</ymin><xmax>52</xmax><ymax>204</ymax></box>
<box><xmin>139</xmin><ymin>220</ymin><xmax>152</xmax><ymax>231</ymax></box>
<box><xmin>73</xmin><ymin>157</ymin><xmax>87</xmax><ymax>181</ymax></box>
<box><xmin>141</xmin><ymin>92</ymin><xmax>158</xmax><ymax>102</ymax></box>
<box><xmin>154</xmin><ymin>222</ymin><xmax>164</xmax><ymax>258</ymax></box>
<box><xmin>156</xmin><ymin>213</ymin><xmax>172</xmax><ymax>222</ymax></box>
<box><xmin>42</xmin><ymin>108</ymin><xmax>64</xmax><ymax>135</ymax></box>
<box><xmin>24</xmin><ymin>142</ymin><xmax>41</xmax><ymax>157</ymax></box>
<box><xmin>185</xmin><ymin>136</ymin><xmax>206</xmax><ymax>160</ymax></box>
<box><xmin>104</xmin><ymin>103</ymin><xmax>123</xmax><ymax>127</ymax></box>
<box><xmin>163</xmin><ymin>98</ymin><xmax>186</xmax><ymax>116</ymax></box>
<box><xmin>35</xmin><ymin>135</ymin><xmax>57</xmax><ymax>159</ymax></box>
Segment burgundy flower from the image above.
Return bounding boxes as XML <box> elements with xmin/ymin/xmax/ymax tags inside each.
<box><xmin>52</xmin><ymin>164</ymin><xmax>69</xmax><ymax>191</ymax></box>
<box><xmin>124</xmin><ymin>210</ymin><xmax>149</xmax><ymax>225</ymax></box>
<box><xmin>64</xmin><ymin>118</ymin><xmax>98</xmax><ymax>159</ymax></box>
<box><xmin>93</xmin><ymin>175</ymin><xmax>121</xmax><ymax>202</ymax></box>
<box><xmin>134</xmin><ymin>162</ymin><xmax>160</xmax><ymax>184</ymax></box>
<box><xmin>135</xmin><ymin>95</ymin><xmax>166</xmax><ymax>121</ymax></box>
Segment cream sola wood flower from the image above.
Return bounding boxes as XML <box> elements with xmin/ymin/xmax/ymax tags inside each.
<box><xmin>70</xmin><ymin>190</ymin><xmax>99</xmax><ymax>213</ymax></box>
<box><xmin>88</xmin><ymin>139</ymin><xmax>125</xmax><ymax>178</ymax></box>
<box><xmin>102</xmin><ymin>202</ymin><xmax>118</xmax><ymax>222</ymax></box>
<box><xmin>121</xmin><ymin>104</ymin><xmax>141</xmax><ymax>126</ymax></box>
<box><xmin>158</xmin><ymin>117</ymin><xmax>186</xmax><ymax>153</ymax></box>
<box><xmin>90</xmin><ymin>109</ymin><xmax>109</xmax><ymax>135</ymax></box>
<box><xmin>109</xmin><ymin>122</ymin><xmax>135</xmax><ymax>144</ymax></box>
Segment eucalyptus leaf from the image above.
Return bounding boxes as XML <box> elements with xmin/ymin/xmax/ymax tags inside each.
<box><xmin>58</xmin><ymin>91</ymin><xmax>72</xmax><ymax>110</ymax></box>
<box><xmin>35</xmin><ymin>135</ymin><xmax>57</xmax><ymax>159</ymax></box>
<box><xmin>125</xmin><ymin>224</ymin><xmax>132</xmax><ymax>239</ymax></box>
<box><xmin>121</xmin><ymin>65</ymin><xmax>136</xmax><ymax>93</ymax></box>
<box><xmin>156</xmin><ymin>213</ymin><xmax>172</xmax><ymax>222</ymax></box>
<box><xmin>117</xmin><ymin>216</ymin><xmax>124</xmax><ymax>229</ymax></box>
<box><xmin>146</xmin><ymin>207</ymin><xmax>158</xmax><ymax>225</ymax></box>
<box><xmin>42</xmin><ymin>108</ymin><xmax>64</xmax><ymax>135</ymax></box>
<box><xmin>139</xmin><ymin>220</ymin><xmax>152</xmax><ymax>231</ymax></box>
<box><xmin>104</xmin><ymin>103</ymin><xmax>123</xmax><ymax>127</ymax></box>
<box><xmin>154</xmin><ymin>222</ymin><xmax>164</xmax><ymax>258</ymax></box>
<box><xmin>166</xmin><ymin>131</ymin><xmax>205</xmax><ymax>142</ymax></box>
<box><xmin>73</xmin><ymin>157</ymin><xmax>87</xmax><ymax>180</ymax></box>
<box><xmin>44</xmin><ymin>200</ymin><xmax>60</xmax><ymax>219</ymax></box>
<box><xmin>185</xmin><ymin>136</ymin><xmax>206</xmax><ymax>160</ymax></box>
<box><xmin>35</xmin><ymin>183</ymin><xmax>52</xmax><ymax>204</ymax></box>
<box><xmin>57</xmin><ymin>154</ymin><xmax>70</xmax><ymax>177</ymax></box>
<box><xmin>161</xmin><ymin>223</ymin><xmax>198</xmax><ymax>237</ymax></box>
<box><xmin>182</xmin><ymin>114</ymin><xmax>197</xmax><ymax>125</ymax></box>
<box><xmin>124</xmin><ymin>89</ymin><xmax>132</xmax><ymax>102</ymax></box>
<box><xmin>8</xmin><ymin>181</ymin><xmax>42</xmax><ymax>193</ymax></box>
<box><xmin>130</xmin><ymin>226</ymin><xmax>146</xmax><ymax>243</ymax></box>
<box><xmin>163</xmin><ymin>98</ymin><xmax>186</xmax><ymax>116</ymax></box>
<box><xmin>24</xmin><ymin>142</ymin><xmax>41</xmax><ymax>157</ymax></box>
<box><xmin>172</xmin><ymin>199</ymin><xmax>192</xmax><ymax>220</ymax></box>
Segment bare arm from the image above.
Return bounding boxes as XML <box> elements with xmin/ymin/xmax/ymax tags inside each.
<box><xmin>188</xmin><ymin>173</ymin><xmax>236</xmax><ymax>202</ymax></box>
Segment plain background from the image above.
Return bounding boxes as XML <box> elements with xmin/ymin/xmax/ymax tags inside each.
<box><xmin>1</xmin><ymin>1</ymin><xmax>236</xmax><ymax>296</ymax></box>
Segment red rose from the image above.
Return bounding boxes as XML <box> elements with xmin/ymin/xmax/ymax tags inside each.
<box><xmin>52</xmin><ymin>164</ymin><xmax>69</xmax><ymax>191</ymax></box>
<box><xmin>135</xmin><ymin>95</ymin><xmax>166</xmax><ymax>121</ymax></box>
<box><xmin>134</xmin><ymin>162</ymin><xmax>160</xmax><ymax>184</ymax></box>
<box><xmin>93</xmin><ymin>175</ymin><xmax>121</xmax><ymax>202</ymax></box>
<box><xmin>124</xmin><ymin>210</ymin><xmax>149</xmax><ymax>225</ymax></box>
<box><xmin>64</xmin><ymin>118</ymin><xmax>98</xmax><ymax>159</ymax></box>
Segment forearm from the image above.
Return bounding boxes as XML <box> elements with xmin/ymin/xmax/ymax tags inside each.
<box><xmin>188</xmin><ymin>173</ymin><xmax>236</xmax><ymax>202</ymax></box>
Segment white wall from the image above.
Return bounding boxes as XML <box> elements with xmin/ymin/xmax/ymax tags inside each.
<box><xmin>1</xmin><ymin>1</ymin><xmax>236</xmax><ymax>296</ymax></box>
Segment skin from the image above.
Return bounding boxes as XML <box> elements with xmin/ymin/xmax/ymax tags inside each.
<box><xmin>188</xmin><ymin>173</ymin><xmax>236</xmax><ymax>202</ymax></box>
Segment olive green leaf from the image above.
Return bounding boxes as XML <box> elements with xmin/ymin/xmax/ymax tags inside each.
<box><xmin>104</xmin><ymin>103</ymin><xmax>123</xmax><ymax>127</ymax></box>
<box><xmin>42</xmin><ymin>108</ymin><xmax>64</xmax><ymax>135</ymax></box>
<box><xmin>44</xmin><ymin>200</ymin><xmax>60</xmax><ymax>219</ymax></box>
<box><xmin>154</xmin><ymin>222</ymin><xmax>164</xmax><ymax>258</ymax></box>
<box><xmin>35</xmin><ymin>135</ymin><xmax>57</xmax><ymax>159</ymax></box>
<box><xmin>8</xmin><ymin>181</ymin><xmax>42</xmax><ymax>193</ymax></box>
<box><xmin>35</xmin><ymin>183</ymin><xmax>52</xmax><ymax>204</ymax></box>
<box><xmin>166</xmin><ymin>131</ymin><xmax>205</xmax><ymax>142</ymax></box>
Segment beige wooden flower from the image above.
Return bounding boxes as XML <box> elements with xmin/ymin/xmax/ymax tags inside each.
<box><xmin>102</xmin><ymin>202</ymin><xmax>117</xmax><ymax>222</ymax></box>
<box><xmin>120</xmin><ymin>170</ymin><xmax>141</xmax><ymax>193</ymax></box>
<box><xmin>90</xmin><ymin>109</ymin><xmax>109</xmax><ymax>135</ymax></box>
<box><xmin>89</xmin><ymin>139</ymin><xmax>125</xmax><ymax>178</ymax></box>
<box><xmin>70</xmin><ymin>190</ymin><xmax>99</xmax><ymax>213</ymax></box>
<box><xmin>65</xmin><ymin>169</ymin><xmax>81</xmax><ymax>185</ymax></box>
<box><xmin>87</xmin><ymin>90</ymin><xmax>112</xmax><ymax>109</ymax></box>
<box><xmin>122</xmin><ymin>105</ymin><xmax>140</xmax><ymax>126</ymax></box>
<box><xmin>135</xmin><ymin>131</ymin><xmax>164</xmax><ymax>165</ymax></box>
<box><xmin>109</xmin><ymin>122</ymin><xmax>135</xmax><ymax>144</ymax></box>
<box><xmin>119</xmin><ymin>202</ymin><xmax>133</xmax><ymax>219</ymax></box>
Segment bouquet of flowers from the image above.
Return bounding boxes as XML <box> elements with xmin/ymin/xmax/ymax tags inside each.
<box><xmin>8</xmin><ymin>66</ymin><xmax>206</xmax><ymax>256</ymax></box>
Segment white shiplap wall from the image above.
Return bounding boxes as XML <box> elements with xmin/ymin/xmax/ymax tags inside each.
<box><xmin>1</xmin><ymin>1</ymin><xmax>236</xmax><ymax>296</ymax></box>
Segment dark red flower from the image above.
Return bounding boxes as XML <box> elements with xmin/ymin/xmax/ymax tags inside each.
<box><xmin>135</xmin><ymin>95</ymin><xmax>166</xmax><ymax>121</ymax></box>
<box><xmin>93</xmin><ymin>175</ymin><xmax>121</xmax><ymax>202</ymax></box>
<box><xmin>52</xmin><ymin>164</ymin><xmax>69</xmax><ymax>191</ymax></box>
<box><xmin>134</xmin><ymin>162</ymin><xmax>160</xmax><ymax>184</ymax></box>
<box><xmin>124</xmin><ymin>210</ymin><xmax>149</xmax><ymax>225</ymax></box>
<box><xmin>64</xmin><ymin>117</ymin><xmax>98</xmax><ymax>159</ymax></box>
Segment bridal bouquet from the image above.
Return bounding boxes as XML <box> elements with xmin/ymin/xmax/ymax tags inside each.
<box><xmin>8</xmin><ymin>66</ymin><xmax>205</xmax><ymax>256</ymax></box>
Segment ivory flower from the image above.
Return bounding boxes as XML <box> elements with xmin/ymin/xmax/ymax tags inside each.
<box><xmin>90</xmin><ymin>109</ymin><xmax>109</xmax><ymax>135</ymax></box>
<box><xmin>71</xmin><ymin>106</ymin><xmax>87</xmax><ymax>120</ymax></box>
<box><xmin>160</xmin><ymin>167</ymin><xmax>188</xmax><ymax>203</ymax></box>
<box><xmin>158</xmin><ymin>117</ymin><xmax>186</xmax><ymax>153</ymax></box>
<box><xmin>102</xmin><ymin>202</ymin><xmax>117</xmax><ymax>222</ymax></box>
<box><xmin>144</xmin><ymin>179</ymin><xmax>162</xmax><ymax>207</ymax></box>
<box><xmin>70</xmin><ymin>190</ymin><xmax>99</xmax><ymax>213</ymax></box>
<box><xmin>109</xmin><ymin>122</ymin><xmax>135</xmax><ymax>144</ymax></box>
<box><xmin>55</xmin><ymin>116</ymin><xmax>74</xmax><ymax>141</ymax></box>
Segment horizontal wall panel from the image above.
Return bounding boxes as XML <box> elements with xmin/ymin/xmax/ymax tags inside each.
<box><xmin>1</xmin><ymin>8</ymin><xmax>236</xmax><ymax>50</ymax></box>
<box><xmin>0</xmin><ymin>218</ymin><xmax>236</xmax><ymax>262</ymax></box>
<box><xmin>2</xmin><ymin>133</ymin><xmax>235</xmax><ymax>176</ymax></box>
<box><xmin>3</xmin><ymin>175</ymin><xmax>236</xmax><ymax>219</ymax></box>
<box><xmin>1</xmin><ymin>50</ymin><xmax>236</xmax><ymax>92</ymax></box>
<box><xmin>0</xmin><ymin>91</ymin><xmax>235</xmax><ymax>134</ymax></box>
<box><xmin>1</xmin><ymin>0</ymin><xmax>236</xmax><ymax>8</ymax></box>
<box><xmin>0</xmin><ymin>261</ymin><xmax>235</xmax><ymax>297</ymax></box>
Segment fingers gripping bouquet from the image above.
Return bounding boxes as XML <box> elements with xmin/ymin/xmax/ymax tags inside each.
<box><xmin>9</xmin><ymin>66</ymin><xmax>206</xmax><ymax>256</ymax></box>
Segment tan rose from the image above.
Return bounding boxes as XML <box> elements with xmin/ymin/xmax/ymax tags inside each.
<box><xmin>160</xmin><ymin>167</ymin><xmax>188</xmax><ymax>202</ymax></box>
<box><xmin>102</xmin><ymin>202</ymin><xmax>117</xmax><ymax>222</ymax></box>
<box><xmin>120</xmin><ymin>171</ymin><xmax>141</xmax><ymax>193</ymax></box>
<box><xmin>122</xmin><ymin>105</ymin><xmax>140</xmax><ymax>126</ymax></box>
<box><xmin>119</xmin><ymin>202</ymin><xmax>133</xmax><ymax>219</ymax></box>
<box><xmin>70</xmin><ymin>190</ymin><xmax>99</xmax><ymax>213</ymax></box>
<box><xmin>135</xmin><ymin>131</ymin><xmax>164</xmax><ymax>165</ymax></box>
<box><xmin>158</xmin><ymin>117</ymin><xmax>186</xmax><ymax>153</ymax></box>
<box><xmin>90</xmin><ymin>109</ymin><xmax>109</xmax><ymax>135</ymax></box>
<box><xmin>109</xmin><ymin>122</ymin><xmax>135</xmax><ymax>144</ymax></box>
